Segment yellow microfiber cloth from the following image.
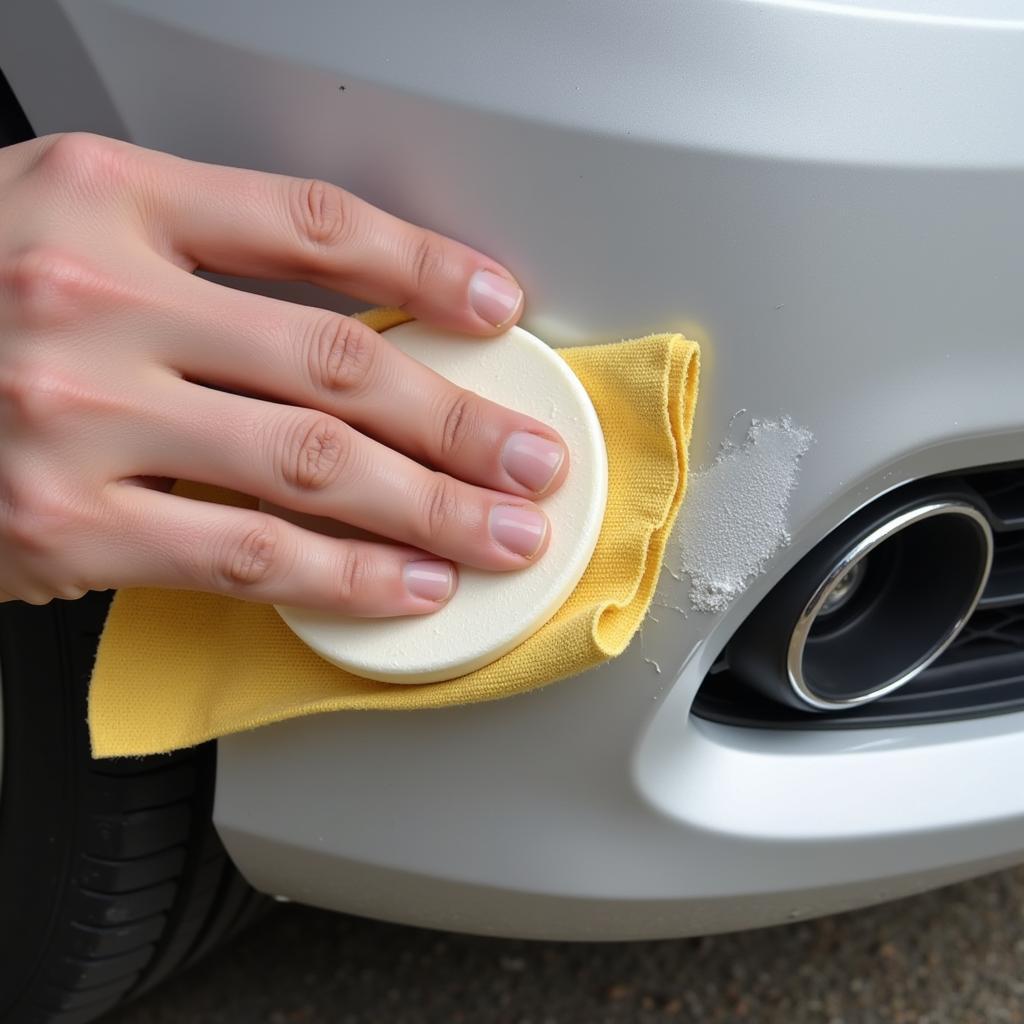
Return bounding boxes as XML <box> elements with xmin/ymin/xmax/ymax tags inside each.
<box><xmin>89</xmin><ymin>308</ymin><xmax>699</xmax><ymax>757</ymax></box>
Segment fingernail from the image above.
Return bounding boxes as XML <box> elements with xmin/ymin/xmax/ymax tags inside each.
<box><xmin>404</xmin><ymin>560</ymin><xmax>455</xmax><ymax>602</ymax></box>
<box><xmin>469</xmin><ymin>269</ymin><xmax>522</xmax><ymax>327</ymax></box>
<box><xmin>489</xmin><ymin>505</ymin><xmax>548</xmax><ymax>559</ymax></box>
<box><xmin>501</xmin><ymin>432</ymin><xmax>566</xmax><ymax>494</ymax></box>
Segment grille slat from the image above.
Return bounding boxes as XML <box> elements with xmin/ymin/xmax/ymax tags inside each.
<box><xmin>978</xmin><ymin>532</ymin><xmax>1024</xmax><ymax>608</ymax></box>
<box><xmin>692</xmin><ymin>461</ymin><xmax>1024</xmax><ymax>730</ymax></box>
<box><xmin>966</xmin><ymin>469</ymin><xmax>1024</xmax><ymax>529</ymax></box>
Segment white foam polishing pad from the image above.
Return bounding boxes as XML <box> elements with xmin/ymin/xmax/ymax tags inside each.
<box><xmin>264</xmin><ymin>321</ymin><xmax>608</xmax><ymax>683</ymax></box>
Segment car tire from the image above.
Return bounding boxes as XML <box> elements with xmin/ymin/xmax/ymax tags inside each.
<box><xmin>0</xmin><ymin>592</ymin><xmax>268</xmax><ymax>1024</ymax></box>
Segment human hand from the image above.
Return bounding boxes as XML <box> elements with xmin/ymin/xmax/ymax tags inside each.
<box><xmin>0</xmin><ymin>134</ymin><xmax>568</xmax><ymax>613</ymax></box>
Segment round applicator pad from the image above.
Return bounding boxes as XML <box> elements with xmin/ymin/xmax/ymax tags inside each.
<box><xmin>265</xmin><ymin>320</ymin><xmax>608</xmax><ymax>684</ymax></box>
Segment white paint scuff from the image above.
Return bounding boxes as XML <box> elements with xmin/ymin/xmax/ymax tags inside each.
<box><xmin>676</xmin><ymin>416</ymin><xmax>814</xmax><ymax>613</ymax></box>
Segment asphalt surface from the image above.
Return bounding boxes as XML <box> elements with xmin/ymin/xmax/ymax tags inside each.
<box><xmin>104</xmin><ymin>866</ymin><xmax>1024</xmax><ymax>1024</ymax></box>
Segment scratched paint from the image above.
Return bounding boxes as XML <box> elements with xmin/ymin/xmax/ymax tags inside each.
<box><xmin>675</xmin><ymin>416</ymin><xmax>814</xmax><ymax>613</ymax></box>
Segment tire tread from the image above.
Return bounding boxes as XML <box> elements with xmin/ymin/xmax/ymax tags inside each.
<box><xmin>1</xmin><ymin>593</ymin><xmax>270</xmax><ymax>1024</ymax></box>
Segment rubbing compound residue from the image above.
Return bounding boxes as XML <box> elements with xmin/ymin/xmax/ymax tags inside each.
<box><xmin>676</xmin><ymin>416</ymin><xmax>814</xmax><ymax>613</ymax></box>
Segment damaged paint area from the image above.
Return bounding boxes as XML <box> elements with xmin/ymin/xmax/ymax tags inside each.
<box><xmin>675</xmin><ymin>416</ymin><xmax>814</xmax><ymax>613</ymax></box>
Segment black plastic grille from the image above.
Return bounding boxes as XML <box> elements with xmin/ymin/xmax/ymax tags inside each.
<box><xmin>963</xmin><ymin>467</ymin><xmax>1024</xmax><ymax>528</ymax></box>
<box><xmin>946</xmin><ymin>605</ymin><xmax>1024</xmax><ymax>661</ymax></box>
<box><xmin>692</xmin><ymin>461</ymin><xmax>1024</xmax><ymax>730</ymax></box>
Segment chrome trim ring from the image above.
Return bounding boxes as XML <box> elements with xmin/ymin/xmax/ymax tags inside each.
<box><xmin>786</xmin><ymin>501</ymin><xmax>994</xmax><ymax>712</ymax></box>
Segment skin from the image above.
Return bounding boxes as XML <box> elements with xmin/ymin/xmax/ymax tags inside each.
<box><xmin>0</xmin><ymin>133</ymin><xmax>570</xmax><ymax>614</ymax></box>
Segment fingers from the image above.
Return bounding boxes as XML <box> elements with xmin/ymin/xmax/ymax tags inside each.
<box><xmin>162</xmin><ymin>276</ymin><xmax>568</xmax><ymax>498</ymax></box>
<box><xmin>139</xmin><ymin>149</ymin><xmax>523</xmax><ymax>334</ymax></box>
<box><xmin>107</xmin><ymin>484</ymin><xmax>457</xmax><ymax>615</ymax></box>
<box><xmin>138</xmin><ymin>379</ymin><xmax>551</xmax><ymax>572</ymax></box>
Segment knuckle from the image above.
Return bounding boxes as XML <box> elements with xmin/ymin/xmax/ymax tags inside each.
<box><xmin>37</xmin><ymin>132</ymin><xmax>131</xmax><ymax>193</ymax></box>
<box><xmin>1</xmin><ymin>481</ymin><xmax>85</xmax><ymax>557</ymax></box>
<box><xmin>330</xmin><ymin>545</ymin><xmax>370</xmax><ymax>606</ymax></box>
<box><xmin>50</xmin><ymin>578</ymin><xmax>90</xmax><ymax>602</ymax></box>
<box><xmin>408</xmin><ymin>233</ymin><xmax>448</xmax><ymax>294</ymax></box>
<box><xmin>292</xmin><ymin>178</ymin><xmax>353</xmax><ymax>252</ymax></box>
<box><xmin>220</xmin><ymin>521</ymin><xmax>281</xmax><ymax>588</ymax></box>
<box><xmin>38</xmin><ymin>132</ymin><xmax>109</xmax><ymax>173</ymax></box>
<box><xmin>0</xmin><ymin>359</ymin><xmax>84</xmax><ymax>430</ymax></box>
<box><xmin>438</xmin><ymin>389</ymin><xmax>482</xmax><ymax>460</ymax></box>
<box><xmin>308</xmin><ymin>315</ymin><xmax>376</xmax><ymax>394</ymax></box>
<box><xmin>2</xmin><ymin>247</ymin><xmax>108</xmax><ymax>329</ymax></box>
<box><xmin>281</xmin><ymin>414</ymin><xmax>351</xmax><ymax>492</ymax></box>
<box><xmin>0</xmin><ymin>466</ymin><xmax>96</xmax><ymax>599</ymax></box>
<box><xmin>418</xmin><ymin>474</ymin><xmax>461</xmax><ymax>546</ymax></box>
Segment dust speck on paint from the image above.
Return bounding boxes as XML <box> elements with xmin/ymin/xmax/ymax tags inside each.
<box><xmin>676</xmin><ymin>416</ymin><xmax>813</xmax><ymax>613</ymax></box>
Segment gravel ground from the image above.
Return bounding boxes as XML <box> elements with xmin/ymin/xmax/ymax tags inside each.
<box><xmin>105</xmin><ymin>866</ymin><xmax>1024</xmax><ymax>1024</ymax></box>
